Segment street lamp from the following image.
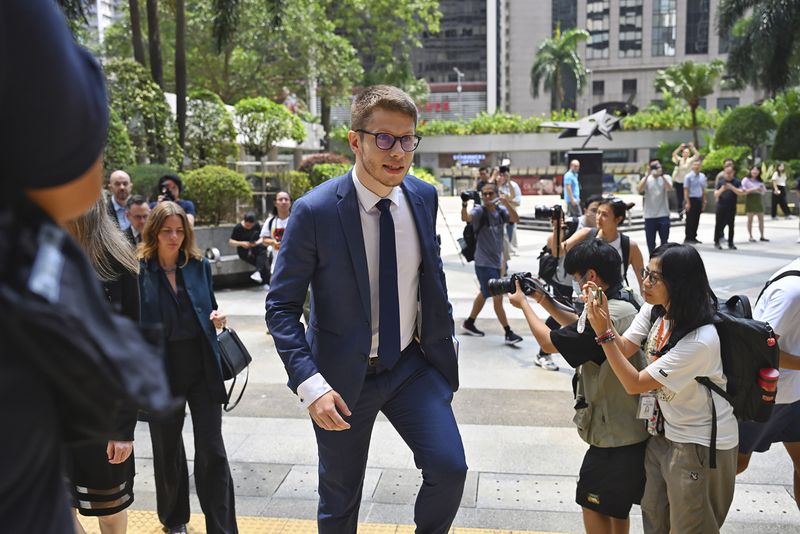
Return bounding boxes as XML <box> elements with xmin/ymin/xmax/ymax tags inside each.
<box><xmin>453</xmin><ymin>67</ymin><xmax>464</xmax><ymax>119</ymax></box>
<box><xmin>586</xmin><ymin>68</ymin><xmax>593</xmax><ymax>114</ymax></box>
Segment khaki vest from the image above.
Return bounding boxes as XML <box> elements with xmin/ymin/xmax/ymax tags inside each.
<box><xmin>573</xmin><ymin>299</ymin><xmax>650</xmax><ymax>448</ymax></box>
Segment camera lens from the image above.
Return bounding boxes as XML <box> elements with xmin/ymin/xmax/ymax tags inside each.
<box><xmin>487</xmin><ymin>277</ymin><xmax>515</xmax><ymax>296</ymax></box>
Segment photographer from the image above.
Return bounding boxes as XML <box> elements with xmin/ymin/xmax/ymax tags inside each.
<box><xmin>152</xmin><ymin>174</ymin><xmax>196</xmax><ymax>226</ymax></box>
<box><xmin>637</xmin><ymin>159</ymin><xmax>673</xmax><ymax>255</ymax></box>
<box><xmin>461</xmin><ymin>182</ymin><xmax>524</xmax><ymax>344</ymax></box>
<box><xmin>508</xmin><ymin>240</ymin><xmax>648</xmax><ymax>534</ymax></box>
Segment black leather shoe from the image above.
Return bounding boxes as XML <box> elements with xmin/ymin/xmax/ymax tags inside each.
<box><xmin>714</xmin><ymin>242</ymin><xmax>723</xmax><ymax>250</ymax></box>
<box><xmin>728</xmin><ymin>244</ymin><xmax>738</xmax><ymax>250</ymax></box>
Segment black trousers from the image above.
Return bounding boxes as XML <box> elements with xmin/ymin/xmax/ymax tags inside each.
<box><xmin>685</xmin><ymin>197</ymin><xmax>702</xmax><ymax>240</ymax></box>
<box><xmin>674</xmin><ymin>183</ymin><xmax>684</xmax><ymax>215</ymax></box>
<box><xmin>149</xmin><ymin>339</ymin><xmax>237</xmax><ymax>533</ymax></box>
<box><xmin>238</xmin><ymin>245</ymin><xmax>270</xmax><ymax>282</ymax></box>
<box><xmin>714</xmin><ymin>202</ymin><xmax>736</xmax><ymax>246</ymax></box>
<box><xmin>772</xmin><ymin>186</ymin><xmax>791</xmax><ymax>217</ymax></box>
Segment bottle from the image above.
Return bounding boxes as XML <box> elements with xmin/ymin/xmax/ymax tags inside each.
<box><xmin>756</xmin><ymin>368</ymin><xmax>780</xmax><ymax>422</ymax></box>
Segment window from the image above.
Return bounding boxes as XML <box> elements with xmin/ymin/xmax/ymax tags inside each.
<box><xmin>586</xmin><ymin>0</ymin><xmax>610</xmax><ymax>59</ymax></box>
<box><xmin>652</xmin><ymin>0</ymin><xmax>676</xmax><ymax>57</ymax></box>
<box><xmin>618</xmin><ymin>0</ymin><xmax>643</xmax><ymax>58</ymax></box>
<box><xmin>685</xmin><ymin>0</ymin><xmax>710</xmax><ymax>54</ymax></box>
<box><xmin>622</xmin><ymin>78</ymin><xmax>637</xmax><ymax>96</ymax></box>
<box><xmin>593</xmin><ymin>80</ymin><xmax>605</xmax><ymax>96</ymax></box>
<box><xmin>719</xmin><ymin>34</ymin><xmax>730</xmax><ymax>54</ymax></box>
<box><xmin>698</xmin><ymin>97</ymin><xmax>707</xmax><ymax>110</ymax></box>
<box><xmin>552</xmin><ymin>0</ymin><xmax>577</xmax><ymax>30</ymax></box>
<box><xmin>603</xmin><ymin>149</ymin><xmax>633</xmax><ymax>163</ymax></box>
<box><xmin>717</xmin><ymin>97</ymin><xmax>739</xmax><ymax>110</ymax></box>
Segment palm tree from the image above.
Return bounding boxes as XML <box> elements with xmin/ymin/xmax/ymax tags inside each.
<box><xmin>718</xmin><ymin>0</ymin><xmax>800</xmax><ymax>98</ymax></box>
<box><xmin>655</xmin><ymin>60</ymin><xmax>725</xmax><ymax>147</ymax></box>
<box><xmin>530</xmin><ymin>26</ymin><xmax>589</xmax><ymax>112</ymax></box>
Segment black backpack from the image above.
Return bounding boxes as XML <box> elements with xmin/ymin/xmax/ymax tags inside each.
<box><xmin>458</xmin><ymin>210</ymin><xmax>487</xmax><ymax>262</ymax></box>
<box><xmin>652</xmin><ymin>295</ymin><xmax>780</xmax><ymax>467</ymax></box>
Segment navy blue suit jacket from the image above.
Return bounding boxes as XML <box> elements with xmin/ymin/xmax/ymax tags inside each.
<box><xmin>265</xmin><ymin>171</ymin><xmax>458</xmax><ymax>407</ymax></box>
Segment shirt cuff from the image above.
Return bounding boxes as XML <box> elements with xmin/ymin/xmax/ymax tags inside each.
<box><xmin>297</xmin><ymin>373</ymin><xmax>332</xmax><ymax>409</ymax></box>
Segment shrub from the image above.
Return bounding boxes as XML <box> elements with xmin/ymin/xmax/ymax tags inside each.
<box><xmin>714</xmin><ymin>105</ymin><xmax>776</xmax><ymax>158</ymax></box>
<box><xmin>655</xmin><ymin>142</ymin><xmax>682</xmax><ymax>175</ymax></box>
<box><xmin>129</xmin><ymin>163</ymin><xmax>175</xmax><ymax>199</ymax></box>
<box><xmin>185</xmin><ymin>89</ymin><xmax>238</xmax><ymax>168</ymax></box>
<box><xmin>298</xmin><ymin>152</ymin><xmax>352</xmax><ymax>174</ymax></box>
<box><xmin>234</xmin><ymin>97</ymin><xmax>306</xmax><ymax>161</ymax></box>
<box><xmin>411</xmin><ymin>167</ymin><xmax>439</xmax><ymax>186</ymax></box>
<box><xmin>281</xmin><ymin>171</ymin><xmax>313</xmax><ymax>197</ymax></box>
<box><xmin>700</xmin><ymin>146</ymin><xmax>750</xmax><ymax>179</ymax></box>
<box><xmin>309</xmin><ymin>163</ymin><xmax>351</xmax><ymax>187</ymax></box>
<box><xmin>104</xmin><ymin>108</ymin><xmax>135</xmax><ymax>178</ymax></box>
<box><xmin>182</xmin><ymin>166</ymin><xmax>253</xmax><ymax>225</ymax></box>
<box><xmin>771</xmin><ymin>112</ymin><xmax>800</xmax><ymax>162</ymax></box>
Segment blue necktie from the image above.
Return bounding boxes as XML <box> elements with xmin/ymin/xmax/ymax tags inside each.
<box><xmin>376</xmin><ymin>199</ymin><xmax>401</xmax><ymax>368</ymax></box>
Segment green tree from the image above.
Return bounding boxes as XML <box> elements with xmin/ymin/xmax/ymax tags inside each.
<box><xmin>234</xmin><ymin>97</ymin><xmax>306</xmax><ymax>161</ymax></box>
<box><xmin>529</xmin><ymin>26</ymin><xmax>589</xmax><ymax>112</ymax></box>
<box><xmin>104</xmin><ymin>109</ymin><xmax>136</xmax><ymax>177</ymax></box>
<box><xmin>772</xmin><ymin>112</ymin><xmax>800</xmax><ymax>162</ymax></box>
<box><xmin>655</xmin><ymin>60</ymin><xmax>725</xmax><ymax>147</ymax></box>
<box><xmin>718</xmin><ymin>0</ymin><xmax>800</xmax><ymax>97</ymax></box>
<box><xmin>714</xmin><ymin>105</ymin><xmax>777</xmax><ymax>160</ymax></box>
<box><xmin>186</xmin><ymin>89</ymin><xmax>238</xmax><ymax>167</ymax></box>
<box><xmin>183</xmin><ymin>165</ymin><xmax>252</xmax><ymax>225</ymax></box>
<box><xmin>105</xmin><ymin>58</ymin><xmax>182</xmax><ymax>167</ymax></box>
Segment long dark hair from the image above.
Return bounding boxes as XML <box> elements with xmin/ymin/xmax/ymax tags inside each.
<box><xmin>651</xmin><ymin>243</ymin><xmax>717</xmax><ymax>327</ymax></box>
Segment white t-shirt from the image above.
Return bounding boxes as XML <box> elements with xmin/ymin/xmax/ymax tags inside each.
<box><xmin>754</xmin><ymin>259</ymin><xmax>800</xmax><ymax>404</ymax></box>
<box><xmin>642</xmin><ymin>174</ymin><xmax>673</xmax><ymax>219</ymax></box>
<box><xmin>623</xmin><ymin>304</ymin><xmax>739</xmax><ymax>449</ymax></box>
<box><xmin>260</xmin><ymin>215</ymin><xmax>290</xmax><ymax>271</ymax></box>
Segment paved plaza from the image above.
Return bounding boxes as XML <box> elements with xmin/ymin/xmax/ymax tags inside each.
<box><xmin>121</xmin><ymin>195</ymin><xmax>800</xmax><ymax>533</ymax></box>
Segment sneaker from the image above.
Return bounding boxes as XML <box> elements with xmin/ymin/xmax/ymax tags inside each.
<box><xmin>760</xmin><ymin>237</ymin><xmax>770</xmax><ymax>242</ymax></box>
<box><xmin>714</xmin><ymin>242</ymin><xmax>723</xmax><ymax>250</ymax></box>
<box><xmin>250</xmin><ymin>271</ymin><xmax>263</xmax><ymax>283</ymax></box>
<box><xmin>772</xmin><ymin>216</ymin><xmax>779</xmax><ymax>221</ymax></box>
<box><xmin>535</xmin><ymin>353</ymin><xmax>559</xmax><ymax>371</ymax></box>
<box><xmin>728</xmin><ymin>244</ymin><xmax>738</xmax><ymax>250</ymax></box>
<box><xmin>164</xmin><ymin>526</ymin><xmax>187</xmax><ymax>534</ymax></box>
<box><xmin>462</xmin><ymin>320</ymin><xmax>485</xmax><ymax>337</ymax></box>
<box><xmin>505</xmin><ymin>329</ymin><xmax>523</xmax><ymax>345</ymax></box>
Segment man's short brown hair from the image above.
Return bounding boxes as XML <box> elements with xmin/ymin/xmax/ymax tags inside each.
<box><xmin>351</xmin><ymin>85</ymin><xmax>417</xmax><ymax>131</ymax></box>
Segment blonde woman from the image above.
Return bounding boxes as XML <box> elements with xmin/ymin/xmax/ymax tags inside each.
<box><xmin>65</xmin><ymin>197</ymin><xmax>140</xmax><ymax>534</ymax></box>
<box><xmin>138</xmin><ymin>202</ymin><xmax>237</xmax><ymax>533</ymax></box>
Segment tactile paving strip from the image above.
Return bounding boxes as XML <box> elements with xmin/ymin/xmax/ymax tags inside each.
<box><xmin>77</xmin><ymin>510</ymin><xmax>563</xmax><ymax>533</ymax></box>
<box><xmin>477</xmin><ymin>473</ymin><xmax>577</xmax><ymax>511</ymax></box>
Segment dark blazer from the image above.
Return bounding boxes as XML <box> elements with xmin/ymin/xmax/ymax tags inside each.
<box><xmin>139</xmin><ymin>255</ymin><xmax>226</xmax><ymax>402</ymax></box>
<box><xmin>107</xmin><ymin>196</ymin><xmax>122</xmax><ymax>228</ymax></box>
<box><xmin>265</xmin><ymin>171</ymin><xmax>457</xmax><ymax>407</ymax></box>
<box><xmin>124</xmin><ymin>226</ymin><xmax>138</xmax><ymax>246</ymax></box>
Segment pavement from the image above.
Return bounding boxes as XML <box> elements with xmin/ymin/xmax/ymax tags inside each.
<box><xmin>107</xmin><ymin>195</ymin><xmax>800</xmax><ymax>534</ymax></box>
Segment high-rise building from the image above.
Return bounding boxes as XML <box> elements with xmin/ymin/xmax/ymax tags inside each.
<box><xmin>500</xmin><ymin>0</ymin><xmax>762</xmax><ymax>119</ymax></box>
<box><xmin>85</xmin><ymin>0</ymin><xmax>123</xmax><ymax>45</ymax></box>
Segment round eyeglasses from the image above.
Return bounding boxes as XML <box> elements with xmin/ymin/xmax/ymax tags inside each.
<box><xmin>641</xmin><ymin>268</ymin><xmax>664</xmax><ymax>285</ymax></box>
<box><xmin>356</xmin><ymin>129</ymin><xmax>421</xmax><ymax>152</ymax></box>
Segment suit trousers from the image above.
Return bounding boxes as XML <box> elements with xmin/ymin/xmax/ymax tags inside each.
<box><xmin>673</xmin><ymin>183</ymin><xmax>684</xmax><ymax>215</ymax></box>
<box><xmin>684</xmin><ymin>198</ymin><xmax>703</xmax><ymax>241</ymax></box>
<box><xmin>314</xmin><ymin>343</ymin><xmax>467</xmax><ymax>534</ymax></box>
<box><xmin>149</xmin><ymin>338</ymin><xmax>238</xmax><ymax>533</ymax></box>
<box><xmin>714</xmin><ymin>203</ymin><xmax>737</xmax><ymax>246</ymax></box>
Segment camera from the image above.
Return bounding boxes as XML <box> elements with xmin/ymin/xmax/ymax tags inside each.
<box><xmin>460</xmin><ymin>189</ymin><xmax>481</xmax><ymax>204</ymax></box>
<box><xmin>534</xmin><ymin>204</ymin><xmax>563</xmax><ymax>221</ymax></box>
<box><xmin>487</xmin><ymin>272</ymin><xmax>546</xmax><ymax>297</ymax></box>
<box><xmin>160</xmin><ymin>185</ymin><xmax>175</xmax><ymax>202</ymax></box>
<box><xmin>650</xmin><ymin>163</ymin><xmax>660</xmax><ymax>172</ymax></box>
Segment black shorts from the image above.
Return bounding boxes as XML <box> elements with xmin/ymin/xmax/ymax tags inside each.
<box><xmin>739</xmin><ymin>400</ymin><xmax>800</xmax><ymax>454</ymax></box>
<box><xmin>576</xmin><ymin>441</ymin><xmax>647</xmax><ymax>519</ymax></box>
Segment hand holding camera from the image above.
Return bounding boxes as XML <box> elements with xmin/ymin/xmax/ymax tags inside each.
<box><xmin>582</xmin><ymin>281</ymin><xmax>610</xmax><ymax>334</ymax></box>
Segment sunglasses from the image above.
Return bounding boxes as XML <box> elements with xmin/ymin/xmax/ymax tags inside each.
<box><xmin>356</xmin><ymin>129</ymin><xmax>421</xmax><ymax>152</ymax></box>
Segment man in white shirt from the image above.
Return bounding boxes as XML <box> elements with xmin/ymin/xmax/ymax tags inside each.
<box><xmin>106</xmin><ymin>170</ymin><xmax>132</xmax><ymax>231</ymax></box>
<box><xmin>266</xmin><ymin>85</ymin><xmax>466</xmax><ymax>534</ymax></box>
<box><xmin>637</xmin><ymin>159</ymin><xmax>673</xmax><ymax>254</ymax></box>
<box><xmin>737</xmin><ymin>258</ymin><xmax>800</xmax><ymax>510</ymax></box>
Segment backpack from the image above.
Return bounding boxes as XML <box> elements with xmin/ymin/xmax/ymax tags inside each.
<box><xmin>458</xmin><ymin>210</ymin><xmax>487</xmax><ymax>262</ymax></box>
<box><xmin>589</xmin><ymin>228</ymin><xmax>630</xmax><ymax>284</ymax></box>
<box><xmin>651</xmin><ymin>295</ymin><xmax>780</xmax><ymax>467</ymax></box>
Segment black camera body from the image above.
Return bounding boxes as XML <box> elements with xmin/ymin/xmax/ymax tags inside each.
<box><xmin>487</xmin><ymin>272</ymin><xmax>546</xmax><ymax>297</ymax></box>
<box><xmin>160</xmin><ymin>186</ymin><xmax>176</xmax><ymax>202</ymax></box>
<box><xmin>534</xmin><ymin>204</ymin><xmax>562</xmax><ymax>221</ymax></box>
<box><xmin>460</xmin><ymin>189</ymin><xmax>481</xmax><ymax>204</ymax></box>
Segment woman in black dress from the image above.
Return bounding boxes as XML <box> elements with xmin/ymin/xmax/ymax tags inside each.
<box><xmin>65</xmin><ymin>197</ymin><xmax>141</xmax><ymax>533</ymax></box>
<box><xmin>138</xmin><ymin>201</ymin><xmax>238</xmax><ymax>533</ymax></box>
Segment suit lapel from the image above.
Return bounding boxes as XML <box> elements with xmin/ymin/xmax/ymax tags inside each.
<box><xmin>336</xmin><ymin>173</ymin><xmax>372</xmax><ymax>322</ymax></box>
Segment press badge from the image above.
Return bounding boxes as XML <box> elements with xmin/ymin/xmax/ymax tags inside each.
<box><xmin>637</xmin><ymin>393</ymin><xmax>656</xmax><ymax>419</ymax></box>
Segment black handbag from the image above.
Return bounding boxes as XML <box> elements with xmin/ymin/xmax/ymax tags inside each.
<box><xmin>217</xmin><ymin>327</ymin><xmax>252</xmax><ymax>412</ymax></box>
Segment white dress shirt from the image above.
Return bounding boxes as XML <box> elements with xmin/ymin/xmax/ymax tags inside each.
<box><xmin>296</xmin><ymin>168</ymin><xmax>422</xmax><ymax>408</ymax></box>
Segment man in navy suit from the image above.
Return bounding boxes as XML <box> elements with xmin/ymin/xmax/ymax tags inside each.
<box><xmin>266</xmin><ymin>85</ymin><xmax>467</xmax><ymax>533</ymax></box>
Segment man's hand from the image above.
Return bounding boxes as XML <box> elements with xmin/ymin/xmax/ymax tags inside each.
<box><xmin>684</xmin><ymin>200</ymin><xmax>690</xmax><ymax>212</ymax></box>
<box><xmin>584</xmin><ymin>281</ymin><xmax>610</xmax><ymax>334</ymax></box>
<box><xmin>508</xmin><ymin>280</ymin><xmax>529</xmax><ymax>309</ymax></box>
<box><xmin>209</xmin><ymin>310</ymin><xmax>227</xmax><ymax>329</ymax></box>
<box><xmin>107</xmin><ymin>441</ymin><xmax>133</xmax><ymax>464</ymax></box>
<box><xmin>308</xmin><ymin>390</ymin><xmax>352</xmax><ymax>431</ymax></box>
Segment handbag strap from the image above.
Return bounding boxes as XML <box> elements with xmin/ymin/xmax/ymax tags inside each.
<box><xmin>223</xmin><ymin>364</ymin><xmax>249</xmax><ymax>412</ymax></box>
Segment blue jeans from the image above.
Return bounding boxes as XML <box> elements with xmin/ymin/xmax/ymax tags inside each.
<box><xmin>644</xmin><ymin>216</ymin><xmax>670</xmax><ymax>254</ymax></box>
